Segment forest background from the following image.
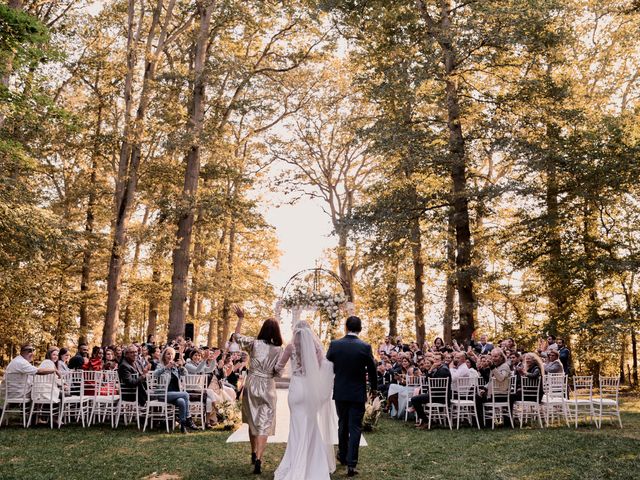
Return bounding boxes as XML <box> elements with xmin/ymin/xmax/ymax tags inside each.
<box><xmin>1</xmin><ymin>0</ymin><xmax>640</xmax><ymax>383</ymax></box>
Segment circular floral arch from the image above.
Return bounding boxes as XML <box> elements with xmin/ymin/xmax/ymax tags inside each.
<box><xmin>279</xmin><ymin>268</ymin><xmax>352</xmax><ymax>340</ymax></box>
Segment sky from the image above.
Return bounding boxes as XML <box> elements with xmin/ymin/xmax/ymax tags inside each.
<box><xmin>260</xmin><ymin>192</ymin><xmax>335</xmax><ymax>293</ymax></box>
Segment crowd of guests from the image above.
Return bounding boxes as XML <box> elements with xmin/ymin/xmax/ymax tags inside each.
<box><xmin>375</xmin><ymin>333</ymin><xmax>572</xmax><ymax>428</ymax></box>
<box><xmin>1</xmin><ymin>334</ymin><xmax>249</xmax><ymax>433</ymax></box>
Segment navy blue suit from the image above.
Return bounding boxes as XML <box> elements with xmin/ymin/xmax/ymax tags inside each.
<box><xmin>326</xmin><ymin>334</ymin><xmax>377</xmax><ymax>468</ymax></box>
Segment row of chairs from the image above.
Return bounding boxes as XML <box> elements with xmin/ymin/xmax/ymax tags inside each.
<box><xmin>401</xmin><ymin>374</ymin><xmax>622</xmax><ymax>430</ymax></box>
<box><xmin>0</xmin><ymin>370</ymin><xmax>212</xmax><ymax>432</ymax></box>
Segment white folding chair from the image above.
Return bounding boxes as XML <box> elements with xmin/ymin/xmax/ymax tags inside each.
<box><xmin>451</xmin><ymin>376</ymin><xmax>479</xmax><ymax>429</ymax></box>
<box><xmin>402</xmin><ymin>375</ymin><xmax>423</xmax><ymax>423</ymax></box>
<box><xmin>60</xmin><ymin>371</ymin><xmax>89</xmax><ymax>427</ymax></box>
<box><xmin>89</xmin><ymin>370</ymin><xmax>120</xmax><ymax>428</ymax></box>
<box><xmin>482</xmin><ymin>378</ymin><xmax>513</xmax><ymax>429</ymax></box>
<box><xmin>425</xmin><ymin>377</ymin><xmax>451</xmax><ymax>430</ymax></box>
<box><xmin>117</xmin><ymin>372</ymin><xmax>141</xmax><ymax>429</ymax></box>
<box><xmin>28</xmin><ymin>374</ymin><xmax>60</xmax><ymax>429</ymax></box>
<box><xmin>0</xmin><ymin>372</ymin><xmax>32</xmax><ymax>428</ymax></box>
<box><xmin>513</xmin><ymin>376</ymin><xmax>543</xmax><ymax>428</ymax></box>
<box><xmin>541</xmin><ymin>373</ymin><xmax>569</xmax><ymax>427</ymax></box>
<box><xmin>567</xmin><ymin>375</ymin><xmax>595</xmax><ymax>428</ymax></box>
<box><xmin>184</xmin><ymin>374</ymin><xmax>207</xmax><ymax>430</ymax></box>
<box><xmin>594</xmin><ymin>376</ymin><xmax>622</xmax><ymax>428</ymax></box>
<box><xmin>144</xmin><ymin>374</ymin><xmax>175</xmax><ymax>433</ymax></box>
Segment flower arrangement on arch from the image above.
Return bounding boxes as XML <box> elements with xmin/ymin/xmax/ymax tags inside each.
<box><xmin>281</xmin><ymin>287</ymin><xmax>348</xmax><ymax>324</ymax></box>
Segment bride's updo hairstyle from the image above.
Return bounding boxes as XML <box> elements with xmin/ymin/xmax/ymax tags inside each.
<box><xmin>257</xmin><ymin>318</ymin><xmax>283</xmax><ymax>347</ymax></box>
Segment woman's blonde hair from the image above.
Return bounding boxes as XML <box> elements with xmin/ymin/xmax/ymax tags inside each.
<box><xmin>161</xmin><ymin>346</ymin><xmax>176</xmax><ymax>366</ymax></box>
<box><xmin>523</xmin><ymin>352</ymin><xmax>545</xmax><ymax>375</ymax></box>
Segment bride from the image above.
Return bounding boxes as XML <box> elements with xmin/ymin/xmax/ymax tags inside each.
<box><xmin>274</xmin><ymin>320</ymin><xmax>336</xmax><ymax>480</ymax></box>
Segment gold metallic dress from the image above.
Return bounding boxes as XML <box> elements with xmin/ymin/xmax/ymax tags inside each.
<box><xmin>237</xmin><ymin>334</ymin><xmax>283</xmax><ymax>436</ymax></box>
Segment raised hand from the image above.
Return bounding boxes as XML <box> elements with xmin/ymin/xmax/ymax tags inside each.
<box><xmin>232</xmin><ymin>304</ymin><xmax>244</xmax><ymax>318</ymax></box>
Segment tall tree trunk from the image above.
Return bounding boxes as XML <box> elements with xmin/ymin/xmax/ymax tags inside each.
<box><xmin>545</xmin><ymin>120</ymin><xmax>565</xmax><ymax>335</ymax></box>
<box><xmin>210</xmin><ymin>225</ymin><xmax>227</xmax><ymax>347</ymax></box>
<box><xmin>622</xmin><ymin>277</ymin><xmax>638</xmax><ymax>385</ymax></box>
<box><xmin>435</xmin><ymin>1</ymin><xmax>476</xmax><ymax>341</ymax></box>
<box><xmin>122</xmin><ymin>206</ymin><xmax>149</xmax><ymax>343</ymax></box>
<box><xmin>221</xmin><ymin>220</ymin><xmax>237</xmax><ymax>346</ymax></box>
<box><xmin>336</xmin><ymin>228</ymin><xmax>355</xmax><ymax>302</ymax></box>
<box><xmin>79</xmin><ymin>97</ymin><xmax>103</xmax><ymax>345</ymax></box>
<box><xmin>167</xmin><ymin>1</ymin><xmax>213</xmax><ymax>340</ymax></box>
<box><xmin>103</xmin><ymin>0</ymin><xmax>176</xmax><ymax>346</ymax></box>
<box><xmin>409</xmin><ymin>212</ymin><xmax>426</xmax><ymax>347</ymax></box>
<box><xmin>385</xmin><ymin>256</ymin><xmax>399</xmax><ymax>337</ymax></box>
<box><xmin>147</xmin><ymin>266</ymin><xmax>161</xmax><ymax>339</ymax></box>
<box><xmin>443</xmin><ymin>207</ymin><xmax>456</xmax><ymax>343</ymax></box>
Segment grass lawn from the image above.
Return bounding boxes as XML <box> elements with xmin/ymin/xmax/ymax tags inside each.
<box><xmin>1</xmin><ymin>398</ymin><xmax>639</xmax><ymax>480</ymax></box>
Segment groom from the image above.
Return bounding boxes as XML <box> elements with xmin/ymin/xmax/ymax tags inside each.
<box><xmin>326</xmin><ymin>316</ymin><xmax>377</xmax><ymax>477</ymax></box>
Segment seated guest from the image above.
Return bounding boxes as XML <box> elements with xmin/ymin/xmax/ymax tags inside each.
<box><xmin>57</xmin><ymin>348</ymin><xmax>71</xmax><ymax>374</ymax></box>
<box><xmin>387</xmin><ymin>356</ymin><xmax>412</xmax><ymax>416</ymax></box>
<box><xmin>37</xmin><ymin>347</ymin><xmax>62</xmax><ymax>401</ymax></box>
<box><xmin>68</xmin><ymin>344</ymin><xmax>89</xmax><ymax>370</ymax></box>
<box><xmin>149</xmin><ymin>346</ymin><xmax>161</xmax><ymax>371</ymax></box>
<box><xmin>380</xmin><ymin>336</ymin><xmax>394</xmax><ymax>355</ymax></box>
<box><xmin>118</xmin><ymin>345</ymin><xmax>149</xmax><ymax>406</ymax></box>
<box><xmin>89</xmin><ymin>346</ymin><xmax>103</xmax><ymax>371</ymax></box>
<box><xmin>476</xmin><ymin>348</ymin><xmax>513</xmax><ymax>428</ymax></box>
<box><xmin>450</xmin><ymin>352</ymin><xmax>471</xmax><ymax>391</ymax></box>
<box><xmin>544</xmin><ymin>350</ymin><xmax>564</xmax><ymax>374</ymax></box>
<box><xmin>153</xmin><ymin>347</ymin><xmax>198</xmax><ymax>433</ymax></box>
<box><xmin>515</xmin><ymin>352</ymin><xmax>544</xmax><ymax>401</ymax></box>
<box><xmin>409</xmin><ymin>352</ymin><xmax>451</xmax><ymax>429</ymax></box>
<box><xmin>0</xmin><ymin>344</ymin><xmax>59</xmax><ymax>403</ymax></box>
<box><xmin>103</xmin><ymin>348</ymin><xmax>119</xmax><ymax>370</ymax></box>
<box><xmin>477</xmin><ymin>355</ymin><xmax>492</xmax><ymax>383</ymax></box>
<box><xmin>509</xmin><ymin>351</ymin><xmax>522</xmax><ymax>371</ymax></box>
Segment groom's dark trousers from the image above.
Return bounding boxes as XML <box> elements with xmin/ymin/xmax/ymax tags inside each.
<box><xmin>327</xmin><ymin>334</ymin><xmax>377</xmax><ymax>469</ymax></box>
<box><xmin>335</xmin><ymin>400</ymin><xmax>365</xmax><ymax>467</ymax></box>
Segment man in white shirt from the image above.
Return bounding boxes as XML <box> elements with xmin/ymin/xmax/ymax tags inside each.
<box><xmin>450</xmin><ymin>352</ymin><xmax>471</xmax><ymax>390</ymax></box>
<box><xmin>0</xmin><ymin>344</ymin><xmax>59</xmax><ymax>401</ymax></box>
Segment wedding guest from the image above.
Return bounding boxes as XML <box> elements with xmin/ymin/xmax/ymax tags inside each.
<box><xmin>557</xmin><ymin>338</ymin><xmax>571</xmax><ymax>374</ymax></box>
<box><xmin>153</xmin><ymin>347</ymin><xmax>198</xmax><ymax>433</ymax></box>
<box><xmin>149</xmin><ymin>346</ymin><xmax>161</xmax><ymax>371</ymax></box>
<box><xmin>119</xmin><ymin>345</ymin><xmax>148</xmax><ymax>406</ymax></box>
<box><xmin>409</xmin><ymin>352</ymin><xmax>451</xmax><ymax>429</ymax></box>
<box><xmin>68</xmin><ymin>344</ymin><xmax>89</xmax><ymax>370</ymax></box>
<box><xmin>37</xmin><ymin>347</ymin><xmax>62</xmax><ymax>402</ymax></box>
<box><xmin>57</xmin><ymin>348</ymin><xmax>71</xmax><ymax>373</ymax></box>
<box><xmin>103</xmin><ymin>348</ymin><xmax>119</xmax><ymax>370</ymax></box>
<box><xmin>474</xmin><ymin>334</ymin><xmax>494</xmax><ymax>355</ymax></box>
<box><xmin>380</xmin><ymin>336</ymin><xmax>394</xmax><ymax>355</ymax></box>
<box><xmin>477</xmin><ymin>348</ymin><xmax>512</xmax><ymax>428</ymax></box>
<box><xmin>0</xmin><ymin>344</ymin><xmax>59</xmax><ymax>403</ymax></box>
<box><xmin>89</xmin><ymin>346</ymin><xmax>103</xmax><ymax>371</ymax></box>
<box><xmin>544</xmin><ymin>350</ymin><xmax>564</xmax><ymax>374</ymax></box>
<box><xmin>233</xmin><ymin>304</ymin><xmax>284</xmax><ymax>474</ymax></box>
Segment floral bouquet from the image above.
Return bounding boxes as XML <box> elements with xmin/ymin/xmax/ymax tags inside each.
<box><xmin>215</xmin><ymin>400</ymin><xmax>242</xmax><ymax>431</ymax></box>
<box><xmin>362</xmin><ymin>396</ymin><xmax>382</xmax><ymax>432</ymax></box>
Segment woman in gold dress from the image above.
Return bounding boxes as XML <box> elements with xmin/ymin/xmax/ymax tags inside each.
<box><xmin>232</xmin><ymin>305</ymin><xmax>283</xmax><ymax>474</ymax></box>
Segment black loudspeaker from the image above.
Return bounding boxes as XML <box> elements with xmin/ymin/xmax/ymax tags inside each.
<box><xmin>184</xmin><ymin>322</ymin><xmax>195</xmax><ymax>341</ymax></box>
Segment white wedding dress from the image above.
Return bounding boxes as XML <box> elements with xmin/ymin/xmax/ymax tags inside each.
<box><xmin>274</xmin><ymin>322</ymin><xmax>336</xmax><ymax>480</ymax></box>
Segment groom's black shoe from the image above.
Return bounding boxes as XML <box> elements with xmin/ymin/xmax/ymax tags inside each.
<box><xmin>347</xmin><ymin>467</ymin><xmax>359</xmax><ymax>477</ymax></box>
<box><xmin>336</xmin><ymin>454</ymin><xmax>347</xmax><ymax>466</ymax></box>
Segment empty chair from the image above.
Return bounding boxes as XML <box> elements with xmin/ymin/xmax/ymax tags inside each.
<box><xmin>513</xmin><ymin>377</ymin><xmax>543</xmax><ymax>428</ymax></box>
<box><xmin>594</xmin><ymin>376</ymin><xmax>622</xmax><ymax>428</ymax></box>
<box><xmin>403</xmin><ymin>374</ymin><xmax>423</xmax><ymax>422</ymax></box>
<box><xmin>0</xmin><ymin>372</ymin><xmax>32</xmax><ymax>428</ymax></box>
<box><xmin>567</xmin><ymin>375</ymin><xmax>595</xmax><ymax>428</ymax></box>
<box><xmin>451</xmin><ymin>376</ymin><xmax>479</xmax><ymax>429</ymax></box>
